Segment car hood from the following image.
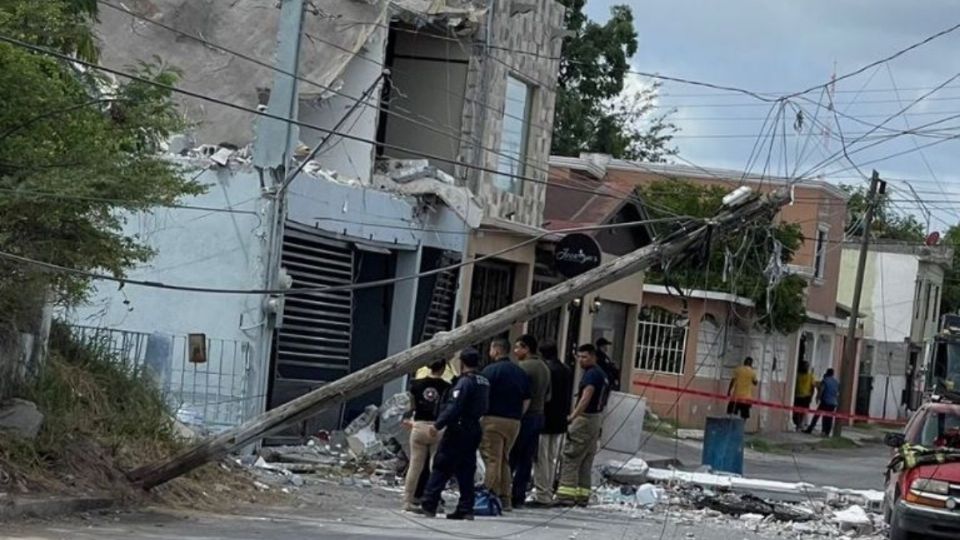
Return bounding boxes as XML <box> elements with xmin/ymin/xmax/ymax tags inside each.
<box><xmin>915</xmin><ymin>461</ymin><xmax>960</xmax><ymax>483</ymax></box>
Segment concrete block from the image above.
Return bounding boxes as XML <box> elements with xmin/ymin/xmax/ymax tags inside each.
<box><xmin>0</xmin><ymin>399</ymin><xmax>43</xmax><ymax>440</ymax></box>
<box><xmin>601</xmin><ymin>392</ymin><xmax>646</xmax><ymax>454</ymax></box>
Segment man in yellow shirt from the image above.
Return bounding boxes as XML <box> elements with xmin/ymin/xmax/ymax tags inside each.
<box><xmin>792</xmin><ymin>361</ymin><xmax>815</xmax><ymax>431</ymax></box>
<box><xmin>727</xmin><ymin>357</ymin><xmax>758</xmax><ymax>419</ymax></box>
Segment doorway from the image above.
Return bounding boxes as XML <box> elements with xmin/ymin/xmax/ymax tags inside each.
<box><xmin>591</xmin><ymin>300</ymin><xmax>629</xmax><ymax>389</ymax></box>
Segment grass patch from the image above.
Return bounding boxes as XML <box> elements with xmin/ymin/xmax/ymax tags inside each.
<box><xmin>644</xmin><ymin>414</ymin><xmax>680</xmax><ymax>438</ymax></box>
<box><xmin>0</xmin><ymin>322</ymin><xmax>275</xmax><ymax>509</ymax></box>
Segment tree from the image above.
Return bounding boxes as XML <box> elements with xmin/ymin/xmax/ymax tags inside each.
<box><xmin>551</xmin><ymin>1</ymin><xmax>677</xmax><ymax>162</ymax></box>
<box><xmin>840</xmin><ymin>184</ymin><xmax>924</xmax><ymax>242</ymax></box>
<box><xmin>0</xmin><ymin>1</ymin><xmax>202</xmax><ymax>329</ymax></box>
<box><xmin>940</xmin><ymin>225</ymin><xmax>960</xmax><ymax>315</ymax></box>
<box><xmin>639</xmin><ymin>181</ymin><xmax>807</xmax><ymax>334</ymax></box>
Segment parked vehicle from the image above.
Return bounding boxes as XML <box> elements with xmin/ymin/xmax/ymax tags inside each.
<box><xmin>883</xmin><ymin>400</ymin><xmax>960</xmax><ymax>539</ymax></box>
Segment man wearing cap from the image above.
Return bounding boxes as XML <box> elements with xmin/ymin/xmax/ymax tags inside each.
<box><xmin>420</xmin><ymin>348</ymin><xmax>490</xmax><ymax>520</ymax></box>
<box><xmin>596</xmin><ymin>337</ymin><xmax>621</xmax><ymax>392</ymax></box>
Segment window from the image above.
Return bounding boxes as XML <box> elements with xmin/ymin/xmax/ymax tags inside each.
<box><xmin>493</xmin><ymin>75</ymin><xmax>533</xmax><ymax>194</ymax></box>
<box><xmin>813</xmin><ymin>227</ymin><xmax>828</xmax><ymax>279</ymax></box>
<box><xmin>924</xmin><ymin>282</ymin><xmax>932</xmax><ymax>323</ymax></box>
<box><xmin>930</xmin><ymin>285</ymin><xmax>941</xmax><ymax>322</ymax></box>
<box><xmin>636</xmin><ymin>307</ymin><xmax>688</xmax><ymax>374</ymax></box>
<box><xmin>914</xmin><ymin>281</ymin><xmax>923</xmax><ymax>319</ymax></box>
<box><xmin>695</xmin><ymin>315</ymin><xmax>722</xmax><ymax>380</ymax></box>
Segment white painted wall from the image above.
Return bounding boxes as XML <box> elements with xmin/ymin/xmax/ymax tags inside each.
<box><xmin>69</xmin><ymin>164</ymin><xmax>268</xmax><ymax>340</ymax></box>
<box><xmin>869</xmin><ymin>374</ymin><xmax>907</xmax><ymax>420</ymax></box>
<box><xmin>297</xmin><ymin>26</ymin><xmax>388</xmax><ymax>186</ymax></box>
<box><xmin>839</xmin><ymin>248</ymin><xmax>918</xmax><ymax>342</ymax></box>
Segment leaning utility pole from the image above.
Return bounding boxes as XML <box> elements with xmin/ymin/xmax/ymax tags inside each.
<box><xmin>127</xmin><ymin>189</ymin><xmax>791</xmax><ymax>489</ymax></box>
<box><xmin>836</xmin><ymin>170</ymin><xmax>885</xmax><ymax>438</ymax></box>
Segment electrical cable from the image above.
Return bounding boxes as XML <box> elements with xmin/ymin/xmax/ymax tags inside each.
<box><xmin>0</xmin><ymin>216</ymin><xmax>698</xmax><ymax>296</ymax></box>
<box><xmin>0</xmin><ymin>32</ymin><xmax>660</xmax><ymax>209</ymax></box>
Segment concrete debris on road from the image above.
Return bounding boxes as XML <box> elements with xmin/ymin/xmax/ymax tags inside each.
<box><xmin>598</xmin><ymin>462</ymin><xmax>888</xmax><ymax>538</ymax></box>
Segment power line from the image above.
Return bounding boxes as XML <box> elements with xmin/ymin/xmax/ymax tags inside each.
<box><xmin>785</xmin><ymin>21</ymin><xmax>960</xmax><ymax>99</ymax></box>
<box><xmin>92</xmin><ymin>3</ymin><xmax>683</xmax><ymax>217</ymax></box>
<box><xmin>0</xmin><ymin>217</ymin><xmax>698</xmax><ymax>296</ymax></box>
<box><xmin>0</xmin><ymin>33</ymin><xmax>664</xmax><ymax>209</ymax></box>
<box><xmin>0</xmin><ymin>186</ymin><xmax>258</xmax><ymax>215</ymax></box>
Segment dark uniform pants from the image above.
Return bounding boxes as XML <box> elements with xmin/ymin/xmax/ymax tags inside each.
<box><xmin>421</xmin><ymin>422</ymin><xmax>482</xmax><ymax>514</ymax></box>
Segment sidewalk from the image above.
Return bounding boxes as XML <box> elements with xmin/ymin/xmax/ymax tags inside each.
<box><xmin>0</xmin><ymin>495</ymin><xmax>116</xmax><ymax>521</ymax></box>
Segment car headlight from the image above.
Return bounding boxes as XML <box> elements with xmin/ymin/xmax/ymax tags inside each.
<box><xmin>912</xmin><ymin>478</ymin><xmax>950</xmax><ymax>495</ymax></box>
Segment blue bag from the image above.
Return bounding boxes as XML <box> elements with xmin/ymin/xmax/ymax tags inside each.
<box><xmin>473</xmin><ymin>486</ymin><xmax>503</xmax><ymax>516</ymax></box>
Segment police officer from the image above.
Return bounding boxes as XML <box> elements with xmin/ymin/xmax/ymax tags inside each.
<box><xmin>420</xmin><ymin>347</ymin><xmax>490</xmax><ymax>520</ymax></box>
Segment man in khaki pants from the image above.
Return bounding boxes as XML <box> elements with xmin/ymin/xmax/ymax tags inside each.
<box><xmin>556</xmin><ymin>344</ymin><xmax>609</xmax><ymax>507</ymax></box>
<box><xmin>480</xmin><ymin>338</ymin><xmax>531</xmax><ymax>511</ymax></box>
<box><xmin>403</xmin><ymin>359</ymin><xmax>451</xmax><ymax>511</ymax></box>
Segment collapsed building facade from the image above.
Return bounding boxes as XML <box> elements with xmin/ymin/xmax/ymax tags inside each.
<box><xmin>70</xmin><ymin>0</ymin><xmax>568</xmax><ymax>437</ymax></box>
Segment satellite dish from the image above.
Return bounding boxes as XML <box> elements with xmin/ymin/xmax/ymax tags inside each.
<box><xmin>926</xmin><ymin>232</ymin><xmax>941</xmax><ymax>246</ymax></box>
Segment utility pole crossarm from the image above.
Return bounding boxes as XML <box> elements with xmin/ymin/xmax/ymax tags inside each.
<box><xmin>127</xmin><ymin>189</ymin><xmax>792</xmax><ymax>489</ymax></box>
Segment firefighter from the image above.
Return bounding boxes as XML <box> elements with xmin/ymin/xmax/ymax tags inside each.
<box><xmin>556</xmin><ymin>344</ymin><xmax>609</xmax><ymax>506</ymax></box>
<box><xmin>419</xmin><ymin>347</ymin><xmax>490</xmax><ymax>520</ymax></box>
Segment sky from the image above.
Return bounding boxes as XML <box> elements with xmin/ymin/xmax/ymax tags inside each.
<box><xmin>584</xmin><ymin>0</ymin><xmax>960</xmax><ymax>231</ymax></box>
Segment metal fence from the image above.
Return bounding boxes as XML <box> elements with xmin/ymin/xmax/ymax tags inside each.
<box><xmin>67</xmin><ymin>325</ymin><xmax>254</xmax><ymax>432</ymax></box>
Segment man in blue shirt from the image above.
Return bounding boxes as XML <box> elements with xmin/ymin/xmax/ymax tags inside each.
<box><xmin>420</xmin><ymin>348</ymin><xmax>489</xmax><ymax>520</ymax></box>
<box><xmin>805</xmin><ymin>368</ymin><xmax>840</xmax><ymax>436</ymax></box>
<box><xmin>479</xmin><ymin>338</ymin><xmax>531</xmax><ymax>511</ymax></box>
<box><xmin>556</xmin><ymin>344</ymin><xmax>609</xmax><ymax>507</ymax></box>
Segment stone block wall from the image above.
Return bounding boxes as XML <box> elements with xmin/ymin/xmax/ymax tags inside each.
<box><xmin>458</xmin><ymin>0</ymin><xmax>565</xmax><ymax>228</ymax></box>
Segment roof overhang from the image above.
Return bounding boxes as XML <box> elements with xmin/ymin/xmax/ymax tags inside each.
<box><xmin>643</xmin><ymin>284</ymin><xmax>755</xmax><ymax>307</ymax></box>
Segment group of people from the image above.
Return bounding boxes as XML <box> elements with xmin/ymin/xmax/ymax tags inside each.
<box><xmin>401</xmin><ymin>335</ymin><xmax>613</xmax><ymax>520</ymax></box>
<box><xmin>725</xmin><ymin>357</ymin><xmax>841</xmax><ymax>436</ymax></box>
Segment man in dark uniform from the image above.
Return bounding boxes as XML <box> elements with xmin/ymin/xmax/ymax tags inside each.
<box><xmin>420</xmin><ymin>348</ymin><xmax>490</xmax><ymax>520</ymax></box>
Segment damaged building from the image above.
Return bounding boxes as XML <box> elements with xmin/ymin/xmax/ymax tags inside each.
<box><xmin>68</xmin><ymin>0</ymin><xmax>568</xmax><ymax>437</ymax></box>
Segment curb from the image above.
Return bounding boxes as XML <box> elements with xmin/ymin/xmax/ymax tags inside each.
<box><xmin>0</xmin><ymin>496</ymin><xmax>117</xmax><ymax>521</ymax></box>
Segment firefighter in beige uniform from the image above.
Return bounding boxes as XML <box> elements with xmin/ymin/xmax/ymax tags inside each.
<box><xmin>556</xmin><ymin>344</ymin><xmax>609</xmax><ymax>506</ymax></box>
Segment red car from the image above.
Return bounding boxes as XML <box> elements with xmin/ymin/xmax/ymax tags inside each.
<box><xmin>883</xmin><ymin>401</ymin><xmax>960</xmax><ymax>540</ymax></box>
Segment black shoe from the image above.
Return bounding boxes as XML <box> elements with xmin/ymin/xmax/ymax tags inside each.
<box><xmin>554</xmin><ymin>499</ymin><xmax>577</xmax><ymax>507</ymax></box>
<box><xmin>446</xmin><ymin>511</ymin><xmax>475</xmax><ymax>521</ymax></box>
<box><xmin>525</xmin><ymin>501</ymin><xmax>554</xmax><ymax>508</ymax></box>
<box><xmin>418</xmin><ymin>506</ymin><xmax>437</xmax><ymax>518</ymax></box>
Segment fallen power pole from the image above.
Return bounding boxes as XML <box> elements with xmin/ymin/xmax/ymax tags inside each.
<box><xmin>128</xmin><ymin>188</ymin><xmax>791</xmax><ymax>489</ymax></box>
<box><xmin>836</xmin><ymin>170</ymin><xmax>885</xmax><ymax>438</ymax></box>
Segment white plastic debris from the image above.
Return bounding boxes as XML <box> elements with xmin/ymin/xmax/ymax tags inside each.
<box><xmin>739</xmin><ymin>513</ymin><xmax>764</xmax><ymax>522</ymax></box>
<box><xmin>635</xmin><ymin>484</ymin><xmax>663</xmax><ymax>507</ymax></box>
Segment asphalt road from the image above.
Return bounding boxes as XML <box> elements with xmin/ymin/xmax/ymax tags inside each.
<box><xmin>2</xmin><ymin>504</ymin><xmax>799</xmax><ymax>540</ymax></box>
<box><xmin>627</xmin><ymin>433</ymin><xmax>891</xmax><ymax>490</ymax></box>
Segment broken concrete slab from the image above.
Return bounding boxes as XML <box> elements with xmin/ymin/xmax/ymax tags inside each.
<box><xmin>0</xmin><ymin>399</ymin><xmax>43</xmax><ymax>440</ymax></box>
<box><xmin>601</xmin><ymin>457</ymin><xmax>650</xmax><ymax>485</ymax></box>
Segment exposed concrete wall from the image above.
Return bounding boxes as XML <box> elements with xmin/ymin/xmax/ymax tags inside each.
<box><xmin>97</xmin><ymin>0</ymin><xmax>386</xmax><ymax>145</ymax></box>
<box><xmin>380</xmin><ymin>32</ymin><xmax>470</xmax><ymax>176</ymax></box>
<box><xmin>297</xmin><ymin>26</ymin><xmax>389</xmax><ymax>186</ymax></box>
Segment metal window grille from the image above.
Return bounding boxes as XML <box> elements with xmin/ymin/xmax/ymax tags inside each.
<box><xmin>636</xmin><ymin>307</ymin><xmax>688</xmax><ymax>374</ymax></box>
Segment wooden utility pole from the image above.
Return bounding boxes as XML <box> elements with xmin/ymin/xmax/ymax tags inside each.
<box><xmin>836</xmin><ymin>170</ymin><xmax>885</xmax><ymax>437</ymax></box>
<box><xmin>127</xmin><ymin>189</ymin><xmax>791</xmax><ymax>489</ymax></box>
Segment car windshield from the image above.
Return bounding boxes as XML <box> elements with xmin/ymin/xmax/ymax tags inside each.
<box><xmin>916</xmin><ymin>410</ymin><xmax>960</xmax><ymax>448</ymax></box>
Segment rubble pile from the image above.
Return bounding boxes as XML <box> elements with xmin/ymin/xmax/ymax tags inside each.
<box><xmin>597</xmin><ymin>459</ymin><xmax>888</xmax><ymax>538</ymax></box>
<box><xmin>239</xmin><ymin>394</ymin><xmax>414</xmax><ymax>494</ymax></box>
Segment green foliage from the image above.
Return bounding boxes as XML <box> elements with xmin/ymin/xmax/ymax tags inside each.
<box><xmin>940</xmin><ymin>225</ymin><xmax>960</xmax><ymax>315</ymax></box>
<box><xmin>551</xmin><ymin>1</ymin><xmax>677</xmax><ymax>161</ymax></box>
<box><xmin>840</xmin><ymin>183</ymin><xmax>925</xmax><ymax>242</ymax></box>
<box><xmin>0</xmin><ymin>1</ymin><xmax>202</xmax><ymax>326</ymax></box>
<box><xmin>639</xmin><ymin>180</ymin><xmax>807</xmax><ymax>334</ymax></box>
